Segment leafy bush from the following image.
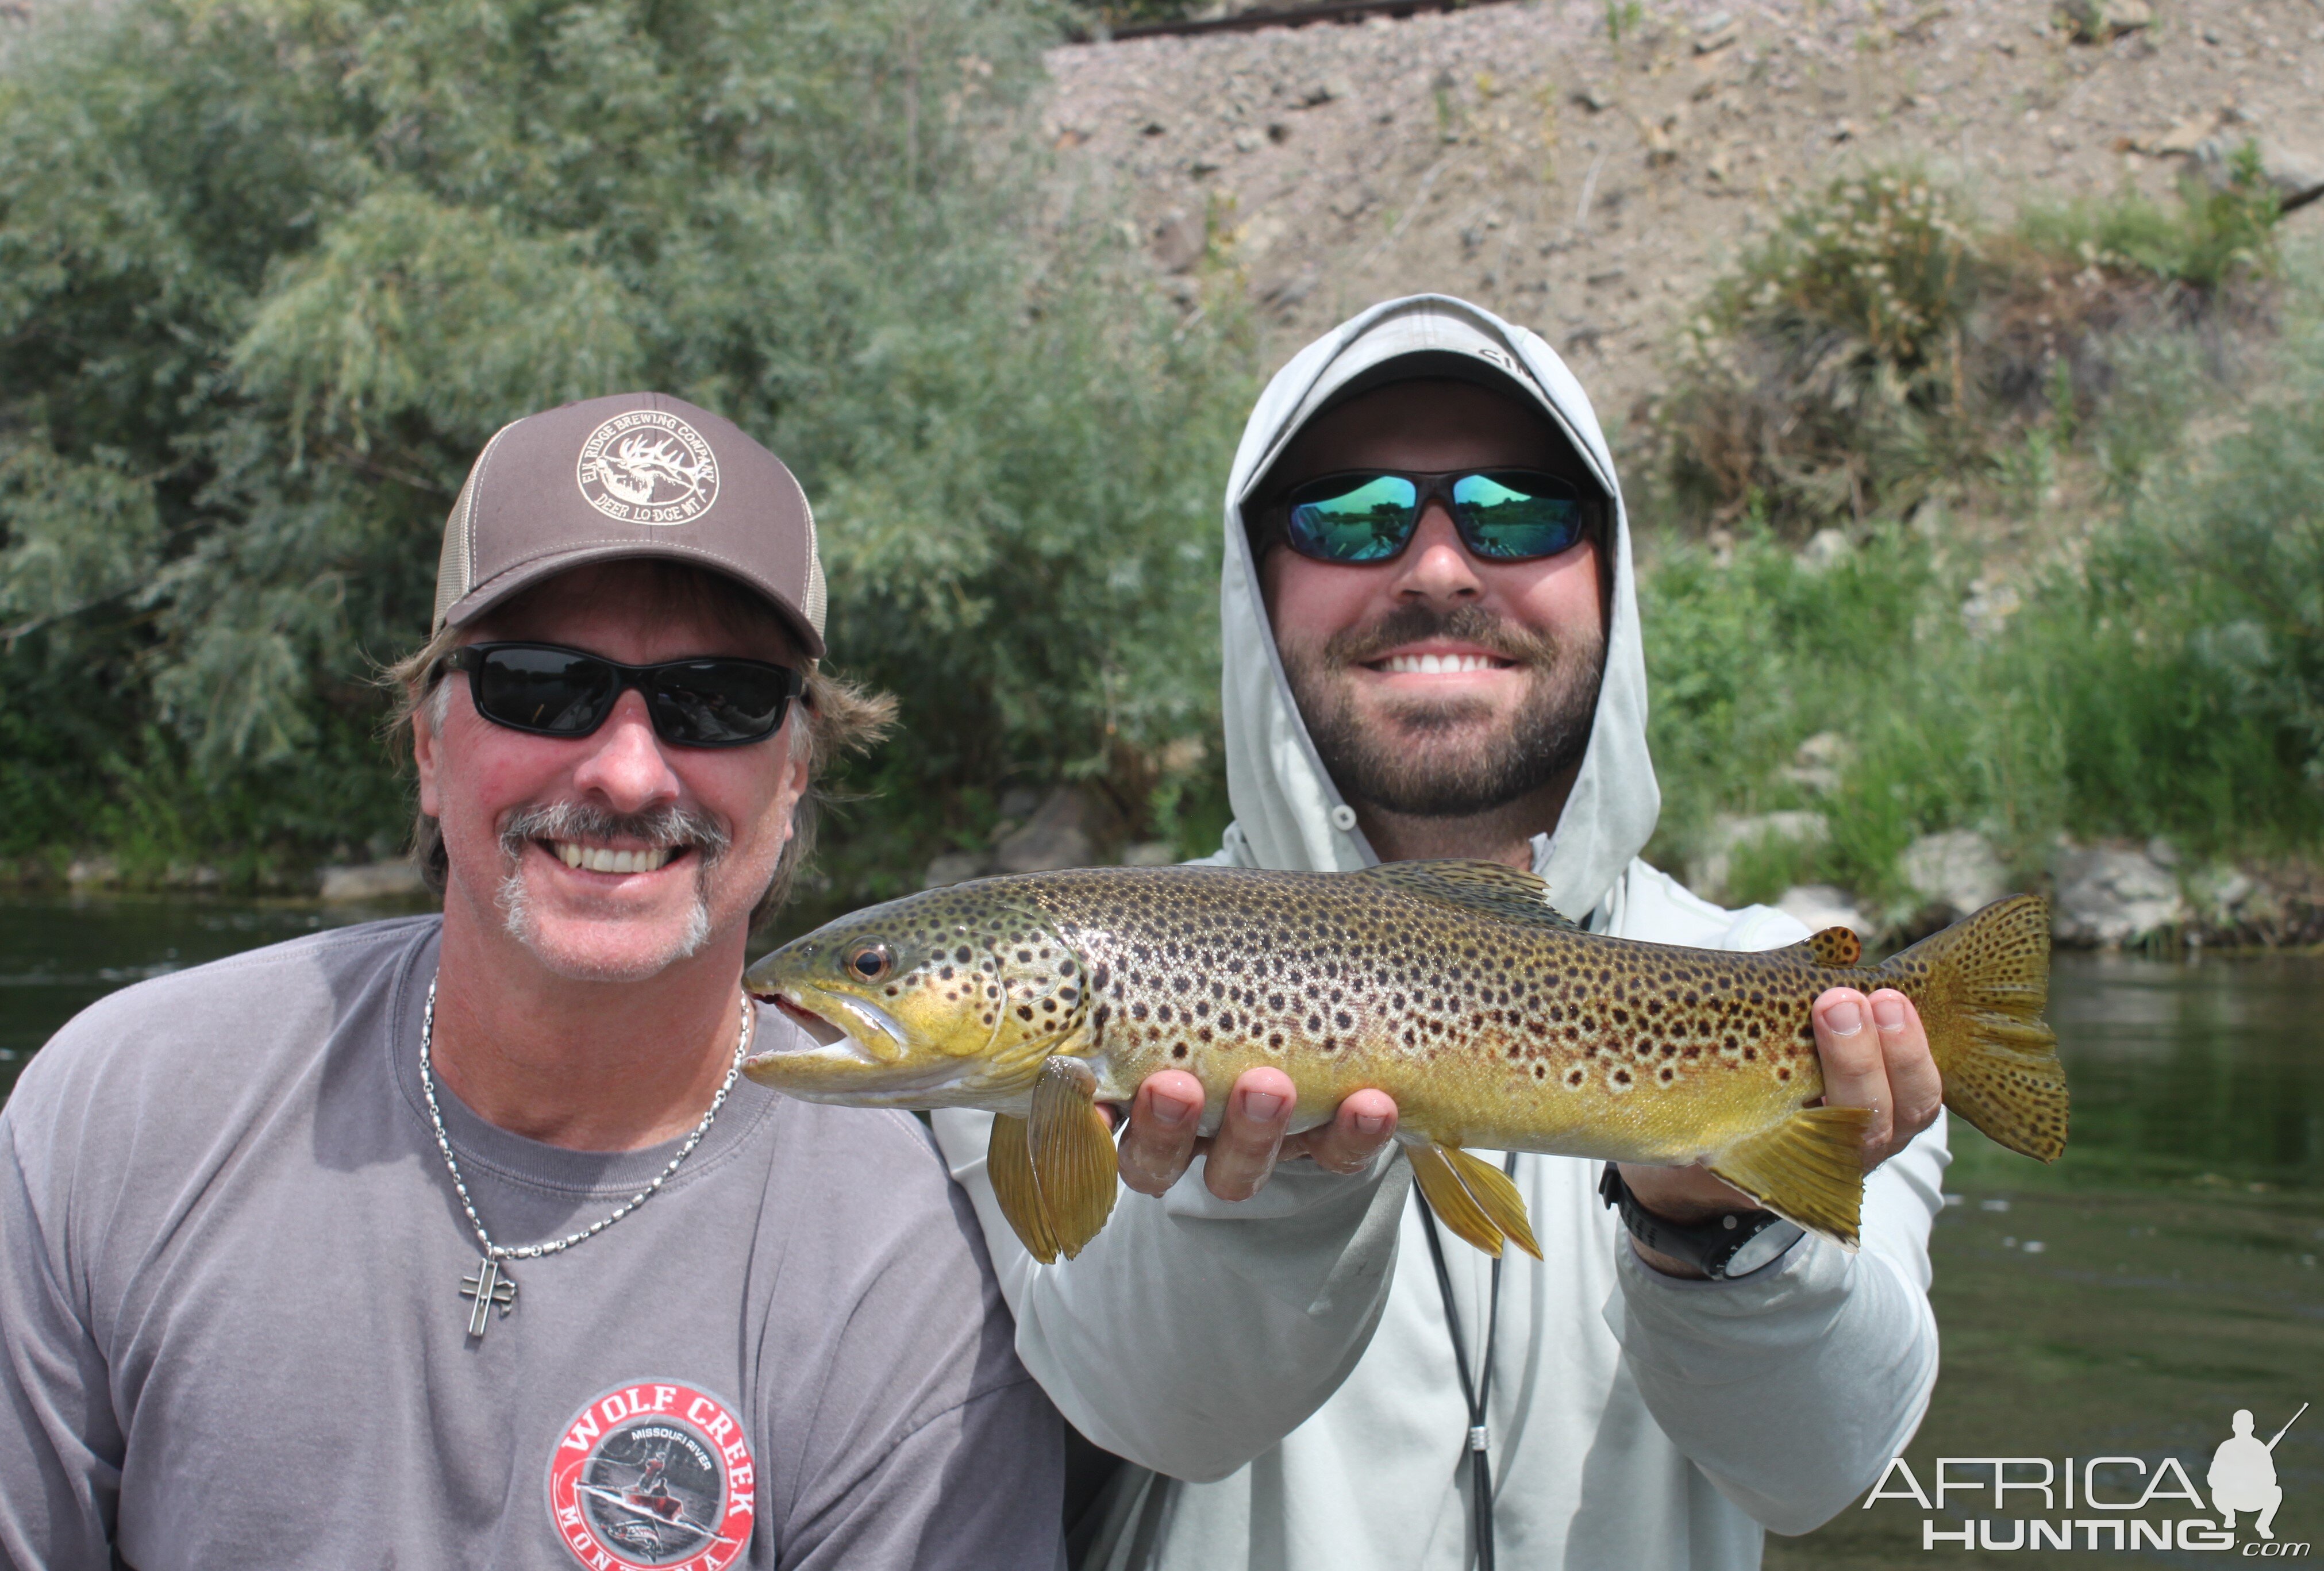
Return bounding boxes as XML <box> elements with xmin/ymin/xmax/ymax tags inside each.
<box><xmin>1653</xmin><ymin>161</ymin><xmax>2285</xmax><ymax>536</ymax></box>
<box><xmin>1642</xmin><ymin>334</ymin><xmax>2324</xmax><ymax>915</ymax></box>
<box><xmin>0</xmin><ymin>0</ymin><xmax>1249</xmax><ymax>889</ymax></box>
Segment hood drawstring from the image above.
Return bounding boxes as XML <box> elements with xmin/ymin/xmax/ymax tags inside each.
<box><xmin>1415</xmin><ymin>1150</ymin><xmax>1521</xmax><ymax>1571</ymax></box>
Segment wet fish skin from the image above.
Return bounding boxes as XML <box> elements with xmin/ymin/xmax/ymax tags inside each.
<box><xmin>743</xmin><ymin>860</ymin><xmax>2066</xmax><ymax>1261</ymax></box>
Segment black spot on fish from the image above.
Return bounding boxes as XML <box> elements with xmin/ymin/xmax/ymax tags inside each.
<box><xmin>1172</xmin><ymin>1044</ymin><xmax>1188</xmax><ymax>1060</ymax></box>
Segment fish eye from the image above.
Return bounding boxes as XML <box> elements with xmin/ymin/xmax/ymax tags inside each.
<box><xmin>845</xmin><ymin>942</ymin><xmax>892</xmax><ymax>981</ymax></box>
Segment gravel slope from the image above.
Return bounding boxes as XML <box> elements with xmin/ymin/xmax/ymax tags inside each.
<box><xmin>1045</xmin><ymin>0</ymin><xmax>2324</xmax><ymax>419</ymax></box>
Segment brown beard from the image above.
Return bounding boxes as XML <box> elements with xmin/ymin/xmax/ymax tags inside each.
<box><xmin>1280</xmin><ymin>602</ymin><xmax>1606</xmax><ymax>819</ymax></box>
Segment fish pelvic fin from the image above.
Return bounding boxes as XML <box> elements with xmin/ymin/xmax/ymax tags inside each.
<box><xmin>1886</xmin><ymin>894</ymin><xmax>2069</xmax><ymax>1162</ymax></box>
<box><xmin>1782</xmin><ymin>925</ymin><xmax>1864</xmax><ymax>968</ymax></box>
<box><xmin>1441</xmin><ymin>1146</ymin><xmax>1543</xmax><ymax>1260</ymax></box>
<box><xmin>1409</xmin><ymin>1144</ymin><xmax>1505</xmax><ymax>1257</ymax></box>
<box><xmin>1707</xmin><ymin>1105</ymin><xmax>1875</xmax><ymax>1248</ymax></box>
<box><xmin>1408</xmin><ymin>1143</ymin><xmax>1544</xmax><ymax>1260</ymax></box>
<box><xmin>987</xmin><ymin>1114</ymin><xmax>1063</xmax><ymax>1264</ymax></box>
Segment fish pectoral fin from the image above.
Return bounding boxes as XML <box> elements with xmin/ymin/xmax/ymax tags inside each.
<box><xmin>1029</xmin><ymin>1057</ymin><xmax>1119</xmax><ymax>1261</ymax></box>
<box><xmin>1782</xmin><ymin>926</ymin><xmax>1865</xmax><ymax>968</ymax></box>
<box><xmin>987</xmin><ymin>1114</ymin><xmax>1063</xmax><ymax>1264</ymax></box>
<box><xmin>1705</xmin><ymin>1106</ymin><xmax>1875</xmax><ymax>1248</ymax></box>
<box><xmin>1409</xmin><ymin>1143</ymin><xmax>1507</xmax><ymax>1258</ymax></box>
<box><xmin>1358</xmin><ymin>860</ymin><xmax>1580</xmax><ymax>928</ymax></box>
<box><xmin>1439</xmin><ymin>1146</ymin><xmax>1544</xmax><ymax>1260</ymax></box>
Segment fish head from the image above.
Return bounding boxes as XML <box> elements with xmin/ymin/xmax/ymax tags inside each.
<box><xmin>741</xmin><ymin>882</ymin><xmax>1087</xmax><ymax>1110</ymax></box>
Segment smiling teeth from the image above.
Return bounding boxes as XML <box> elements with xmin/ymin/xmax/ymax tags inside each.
<box><xmin>1383</xmin><ymin>653</ymin><xmax>1502</xmax><ymax>675</ymax></box>
<box><xmin>553</xmin><ymin>842</ymin><xmax>676</xmax><ymax>875</ymax></box>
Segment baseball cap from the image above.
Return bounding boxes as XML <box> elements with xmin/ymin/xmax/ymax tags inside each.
<box><xmin>1240</xmin><ymin>297</ymin><xmax>1601</xmax><ymax>506</ymax></box>
<box><xmin>431</xmin><ymin>392</ymin><xmax>827</xmax><ymax>659</ymax></box>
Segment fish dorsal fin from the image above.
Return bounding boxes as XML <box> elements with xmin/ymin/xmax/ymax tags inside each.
<box><xmin>1359</xmin><ymin>860</ymin><xmax>1578</xmax><ymax>928</ymax></box>
<box><xmin>1781</xmin><ymin>925</ymin><xmax>1864</xmax><ymax>968</ymax></box>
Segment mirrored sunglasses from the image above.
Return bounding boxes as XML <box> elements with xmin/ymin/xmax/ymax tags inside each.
<box><xmin>1277</xmin><ymin>469</ymin><xmax>1596</xmax><ymax>565</ymax></box>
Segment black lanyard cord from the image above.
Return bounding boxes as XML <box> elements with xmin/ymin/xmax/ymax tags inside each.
<box><xmin>1415</xmin><ymin>1151</ymin><xmax>1521</xmax><ymax>1571</ymax></box>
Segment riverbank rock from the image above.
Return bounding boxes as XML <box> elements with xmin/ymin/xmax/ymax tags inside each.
<box><xmin>2050</xmin><ymin>842</ymin><xmax>2187</xmax><ymax>946</ymax></box>
<box><xmin>1691</xmin><ymin>811</ymin><xmax>1827</xmax><ymax>900</ymax></box>
<box><xmin>1776</xmin><ymin>883</ymin><xmax>1872</xmax><ymax>939</ymax></box>
<box><xmin>1898</xmin><ymin>830</ymin><xmax>2010</xmax><ymax>922</ymax></box>
<box><xmin>318</xmin><ymin>861</ymin><xmax>428</xmax><ymax>903</ymax></box>
<box><xmin>923</xmin><ymin>850</ymin><xmax>990</xmax><ymax>888</ymax></box>
<box><xmin>992</xmin><ymin>786</ymin><xmax>1121</xmax><ymax>875</ymax></box>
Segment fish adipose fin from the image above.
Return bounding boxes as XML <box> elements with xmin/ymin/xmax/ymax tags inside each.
<box><xmin>1786</xmin><ymin>926</ymin><xmax>1864</xmax><ymax>968</ymax></box>
<box><xmin>1360</xmin><ymin>861</ymin><xmax>1580</xmax><ymax>929</ymax></box>
<box><xmin>1408</xmin><ymin>1143</ymin><xmax>1545</xmax><ymax>1260</ymax></box>
<box><xmin>1708</xmin><ymin>1105</ymin><xmax>1875</xmax><ymax>1247</ymax></box>
<box><xmin>986</xmin><ymin>1058</ymin><xmax>1121</xmax><ymax>1264</ymax></box>
<box><xmin>1888</xmin><ymin>894</ymin><xmax>2069</xmax><ymax>1162</ymax></box>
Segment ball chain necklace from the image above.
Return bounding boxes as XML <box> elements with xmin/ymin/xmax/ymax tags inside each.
<box><xmin>420</xmin><ymin>975</ymin><xmax>753</xmax><ymax>1339</ymax></box>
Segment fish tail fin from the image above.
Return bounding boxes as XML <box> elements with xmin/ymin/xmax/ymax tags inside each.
<box><xmin>1408</xmin><ymin>1143</ymin><xmax>1543</xmax><ymax>1260</ymax></box>
<box><xmin>1881</xmin><ymin>894</ymin><xmax>2070</xmax><ymax>1162</ymax></box>
<box><xmin>1708</xmin><ymin>1105</ymin><xmax>1875</xmax><ymax>1247</ymax></box>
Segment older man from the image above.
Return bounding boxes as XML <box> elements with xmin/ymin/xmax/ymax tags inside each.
<box><xmin>0</xmin><ymin>394</ymin><xmax>1062</xmax><ymax>1569</ymax></box>
<box><xmin>933</xmin><ymin>297</ymin><xmax>1949</xmax><ymax>1570</ymax></box>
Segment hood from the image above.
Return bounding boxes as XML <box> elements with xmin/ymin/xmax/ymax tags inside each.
<box><xmin>1214</xmin><ymin>294</ymin><xmax>1656</xmax><ymax>922</ymax></box>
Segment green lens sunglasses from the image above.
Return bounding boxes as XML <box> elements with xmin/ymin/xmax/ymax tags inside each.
<box><xmin>1274</xmin><ymin>469</ymin><xmax>1597</xmax><ymax>565</ymax></box>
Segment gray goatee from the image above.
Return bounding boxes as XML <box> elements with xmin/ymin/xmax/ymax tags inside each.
<box><xmin>495</xmin><ymin>800</ymin><xmax>732</xmax><ymax>965</ymax></box>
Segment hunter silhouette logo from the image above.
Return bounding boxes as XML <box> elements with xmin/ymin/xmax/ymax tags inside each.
<box><xmin>2214</xmin><ymin>1404</ymin><xmax>2303</xmax><ymax>1541</ymax></box>
<box><xmin>577</xmin><ymin>411</ymin><xmax>720</xmax><ymax>525</ymax></box>
<box><xmin>1862</xmin><ymin>1401</ymin><xmax>2309</xmax><ymax>1554</ymax></box>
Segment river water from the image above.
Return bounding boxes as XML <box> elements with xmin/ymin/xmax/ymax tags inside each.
<box><xmin>2</xmin><ymin>896</ymin><xmax>2317</xmax><ymax>1561</ymax></box>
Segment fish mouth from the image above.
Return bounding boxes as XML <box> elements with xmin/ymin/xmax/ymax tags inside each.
<box><xmin>746</xmin><ymin>986</ymin><xmax>905</xmax><ymax>1068</ymax></box>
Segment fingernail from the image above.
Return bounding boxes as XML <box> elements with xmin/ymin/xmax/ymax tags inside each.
<box><xmin>1352</xmin><ymin>1111</ymin><xmax>1389</xmax><ymax>1137</ymax></box>
<box><xmin>1243</xmin><ymin>1090</ymin><xmax>1286</xmax><ymax>1123</ymax></box>
<box><xmin>1825</xmin><ymin>999</ymin><xmax>1864</xmax><ymax>1036</ymax></box>
<box><xmin>1150</xmin><ymin>1096</ymin><xmax>1191</xmax><ymax>1129</ymax></box>
<box><xmin>1872</xmin><ymin>996</ymin><xmax>1907</xmax><ymax>1034</ymax></box>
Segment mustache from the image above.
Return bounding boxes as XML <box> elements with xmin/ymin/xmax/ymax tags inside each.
<box><xmin>497</xmin><ymin>800</ymin><xmax>732</xmax><ymax>865</ymax></box>
<box><xmin>1319</xmin><ymin>603</ymin><xmax>1564</xmax><ymax>669</ymax></box>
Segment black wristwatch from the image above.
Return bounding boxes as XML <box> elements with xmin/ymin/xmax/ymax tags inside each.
<box><xmin>1598</xmin><ymin>1162</ymin><xmax>1804</xmax><ymax>1280</ymax></box>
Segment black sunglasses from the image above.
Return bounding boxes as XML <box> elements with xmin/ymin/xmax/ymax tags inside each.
<box><xmin>1273</xmin><ymin>468</ymin><xmax>1597</xmax><ymax>565</ymax></box>
<box><xmin>436</xmin><ymin>642</ymin><xmax>803</xmax><ymax>749</ymax></box>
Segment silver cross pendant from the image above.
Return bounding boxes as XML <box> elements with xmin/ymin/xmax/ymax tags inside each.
<box><xmin>460</xmin><ymin>1257</ymin><xmax>517</xmax><ymax>1338</ymax></box>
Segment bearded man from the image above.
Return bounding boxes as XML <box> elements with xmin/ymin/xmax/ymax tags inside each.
<box><xmin>932</xmin><ymin>297</ymin><xmax>1949</xmax><ymax>1571</ymax></box>
<box><xmin>0</xmin><ymin>394</ymin><xmax>1063</xmax><ymax>1569</ymax></box>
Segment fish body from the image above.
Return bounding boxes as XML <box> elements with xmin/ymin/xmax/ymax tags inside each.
<box><xmin>743</xmin><ymin>860</ymin><xmax>2067</xmax><ymax>1261</ymax></box>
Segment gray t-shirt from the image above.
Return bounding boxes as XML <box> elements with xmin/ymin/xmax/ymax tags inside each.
<box><xmin>0</xmin><ymin>918</ymin><xmax>1062</xmax><ymax>1570</ymax></box>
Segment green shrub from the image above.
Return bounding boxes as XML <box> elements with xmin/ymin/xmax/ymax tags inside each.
<box><xmin>1641</xmin><ymin>334</ymin><xmax>2324</xmax><ymax>914</ymax></box>
<box><xmin>0</xmin><ymin>0</ymin><xmax>1249</xmax><ymax>888</ymax></box>
<box><xmin>1653</xmin><ymin>161</ymin><xmax>2285</xmax><ymax>537</ymax></box>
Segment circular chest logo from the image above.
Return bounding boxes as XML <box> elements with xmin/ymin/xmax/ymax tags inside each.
<box><xmin>547</xmin><ymin>1381</ymin><xmax>756</xmax><ymax>1570</ymax></box>
<box><xmin>576</xmin><ymin>411</ymin><xmax>721</xmax><ymax>525</ymax></box>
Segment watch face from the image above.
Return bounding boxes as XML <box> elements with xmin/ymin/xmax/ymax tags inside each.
<box><xmin>1717</xmin><ymin>1220</ymin><xmax>1807</xmax><ymax>1279</ymax></box>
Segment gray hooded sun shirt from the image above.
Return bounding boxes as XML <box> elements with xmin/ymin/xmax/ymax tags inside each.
<box><xmin>930</xmin><ymin>295</ymin><xmax>1948</xmax><ymax>1571</ymax></box>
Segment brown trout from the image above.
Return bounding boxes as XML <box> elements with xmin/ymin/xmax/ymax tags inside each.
<box><xmin>741</xmin><ymin>860</ymin><xmax>2067</xmax><ymax>1262</ymax></box>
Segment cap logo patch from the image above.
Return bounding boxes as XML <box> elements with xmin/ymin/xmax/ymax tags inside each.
<box><xmin>577</xmin><ymin>411</ymin><xmax>721</xmax><ymax>525</ymax></box>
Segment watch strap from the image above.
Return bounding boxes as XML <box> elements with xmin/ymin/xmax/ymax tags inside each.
<box><xmin>1597</xmin><ymin>1162</ymin><xmax>1803</xmax><ymax>1280</ymax></box>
